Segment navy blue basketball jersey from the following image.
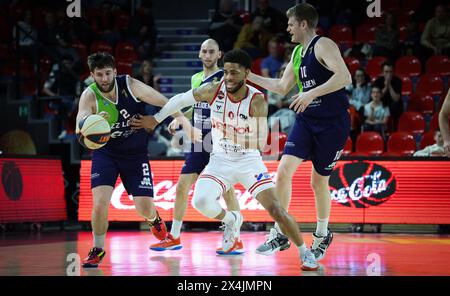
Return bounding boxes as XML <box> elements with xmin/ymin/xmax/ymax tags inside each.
<box><xmin>298</xmin><ymin>35</ymin><xmax>349</xmax><ymax>118</ymax></box>
<box><xmin>89</xmin><ymin>74</ymin><xmax>149</xmax><ymax>157</ymax></box>
<box><xmin>191</xmin><ymin>70</ymin><xmax>224</xmax><ymax>132</ymax></box>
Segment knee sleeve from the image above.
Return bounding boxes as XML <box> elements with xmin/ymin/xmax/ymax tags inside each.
<box><xmin>192</xmin><ymin>177</ymin><xmax>223</xmax><ymax>218</ymax></box>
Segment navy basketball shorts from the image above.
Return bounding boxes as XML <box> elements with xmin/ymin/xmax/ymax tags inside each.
<box><xmin>283</xmin><ymin>112</ymin><xmax>350</xmax><ymax>176</ymax></box>
<box><xmin>91</xmin><ymin>151</ymin><xmax>154</xmax><ymax>197</ymax></box>
<box><xmin>180</xmin><ymin>150</ymin><xmax>211</xmax><ymax>175</ymax></box>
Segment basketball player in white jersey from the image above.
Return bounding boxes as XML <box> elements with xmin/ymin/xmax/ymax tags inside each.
<box><xmin>131</xmin><ymin>49</ymin><xmax>318</xmax><ymax>270</ymax></box>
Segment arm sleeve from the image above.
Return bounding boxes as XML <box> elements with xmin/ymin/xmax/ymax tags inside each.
<box><xmin>154</xmin><ymin>89</ymin><xmax>197</xmax><ymax>123</ymax></box>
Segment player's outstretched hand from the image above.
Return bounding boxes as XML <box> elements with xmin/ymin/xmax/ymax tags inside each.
<box><xmin>131</xmin><ymin>114</ymin><xmax>159</xmax><ymax>131</ymax></box>
<box><xmin>168</xmin><ymin>118</ymin><xmax>181</xmax><ymax>135</ymax></box>
<box><xmin>289</xmin><ymin>91</ymin><xmax>316</xmax><ymax>113</ymax></box>
<box><xmin>173</xmin><ymin>116</ymin><xmax>202</xmax><ymax>143</ymax></box>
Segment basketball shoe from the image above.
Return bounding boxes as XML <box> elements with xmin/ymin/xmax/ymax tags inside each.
<box><xmin>149</xmin><ymin>233</ymin><xmax>182</xmax><ymax>251</ymax></box>
<box><xmin>255</xmin><ymin>228</ymin><xmax>291</xmax><ymax>255</ymax></box>
<box><xmin>216</xmin><ymin>239</ymin><xmax>245</xmax><ymax>255</ymax></box>
<box><xmin>82</xmin><ymin>247</ymin><xmax>106</xmax><ymax>268</ymax></box>
<box><xmin>301</xmin><ymin>249</ymin><xmax>319</xmax><ymax>271</ymax></box>
<box><xmin>220</xmin><ymin>212</ymin><xmax>243</xmax><ymax>253</ymax></box>
<box><xmin>148</xmin><ymin>212</ymin><xmax>167</xmax><ymax>240</ymax></box>
<box><xmin>311</xmin><ymin>229</ymin><xmax>334</xmax><ymax>261</ymax></box>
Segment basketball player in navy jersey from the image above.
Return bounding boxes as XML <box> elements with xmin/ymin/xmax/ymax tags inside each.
<box><xmin>248</xmin><ymin>3</ymin><xmax>352</xmax><ymax>260</ymax></box>
<box><xmin>149</xmin><ymin>39</ymin><xmax>245</xmax><ymax>254</ymax></box>
<box><xmin>76</xmin><ymin>52</ymin><xmax>192</xmax><ymax>268</ymax></box>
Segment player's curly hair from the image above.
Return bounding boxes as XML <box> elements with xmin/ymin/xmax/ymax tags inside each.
<box><xmin>223</xmin><ymin>49</ymin><xmax>252</xmax><ymax>69</ymax></box>
<box><xmin>87</xmin><ymin>52</ymin><xmax>116</xmax><ymax>72</ymax></box>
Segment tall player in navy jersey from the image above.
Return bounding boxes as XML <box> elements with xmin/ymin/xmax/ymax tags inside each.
<box><xmin>248</xmin><ymin>3</ymin><xmax>351</xmax><ymax>260</ymax></box>
<box><xmin>76</xmin><ymin>52</ymin><xmax>192</xmax><ymax>268</ymax></box>
<box><xmin>149</xmin><ymin>39</ymin><xmax>244</xmax><ymax>254</ymax></box>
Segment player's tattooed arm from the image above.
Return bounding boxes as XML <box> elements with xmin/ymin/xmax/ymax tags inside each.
<box><xmin>191</xmin><ymin>81</ymin><xmax>221</xmax><ymax>104</ymax></box>
<box><xmin>76</xmin><ymin>88</ymin><xmax>96</xmax><ymax>133</ymax></box>
<box><xmin>128</xmin><ymin>77</ymin><xmax>183</xmax><ymax>118</ymax></box>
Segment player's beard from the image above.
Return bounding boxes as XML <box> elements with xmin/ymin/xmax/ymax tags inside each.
<box><xmin>96</xmin><ymin>79</ymin><xmax>115</xmax><ymax>93</ymax></box>
<box><xmin>226</xmin><ymin>80</ymin><xmax>245</xmax><ymax>94</ymax></box>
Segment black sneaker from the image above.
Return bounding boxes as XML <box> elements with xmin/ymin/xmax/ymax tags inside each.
<box><xmin>255</xmin><ymin>228</ymin><xmax>290</xmax><ymax>255</ymax></box>
<box><xmin>311</xmin><ymin>229</ymin><xmax>333</xmax><ymax>261</ymax></box>
<box><xmin>82</xmin><ymin>247</ymin><xmax>106</xmax><ymax>268</ymax></box>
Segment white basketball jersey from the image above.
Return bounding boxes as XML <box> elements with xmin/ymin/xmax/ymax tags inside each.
<box><xmin>210</xmin><ymin>81</ymin><xmax>263</xmax><ymax>156</ymax></box>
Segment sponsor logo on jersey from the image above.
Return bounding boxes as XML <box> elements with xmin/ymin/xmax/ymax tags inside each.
<box><xmin>211</xmin><ymin>118</ymin><xmax>252</xmax><ymax>134</ymax></box>
<box><xmin>228</xmin><ymin>111</ymin><xmax>234</xmax><ymax>119</ymax></box>
<box><xmin>239</xmin><ymin>114</ymin><xmax>248</xmax><ymax>120</ymax></box>
<box><xmin>217</xmin><ymin>91</ymin><xmax>225</xmax><ymax>100</ymax></box>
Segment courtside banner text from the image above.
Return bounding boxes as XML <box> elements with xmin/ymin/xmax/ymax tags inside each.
<box><xmin>79</xmin><ymin>160</ymin><xmax>450</xmax><ymax>224</ymax></box>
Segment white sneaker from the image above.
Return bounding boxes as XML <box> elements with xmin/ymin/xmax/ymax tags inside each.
<box><xmin>220</xmin><ymin>212</ymin><xmax>239</xmax><ymax>253</ymax></box>
<box><xmin>301</xmin><ymin>249</ymin><xmax>319</xmax><ymax>271</ymax></box>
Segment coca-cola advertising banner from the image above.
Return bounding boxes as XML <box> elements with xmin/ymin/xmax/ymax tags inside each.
<box><xmin>79</xmin><ymin>160</ymin><xmax>450</xmax><ymax>224</ymax></box>
<box><xmin>0</xmin><ymin>157</ymin><xmax>67</xmax><ymax>223</ymax></box>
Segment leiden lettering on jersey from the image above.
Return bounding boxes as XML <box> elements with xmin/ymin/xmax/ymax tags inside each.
<box><xmin>298</xmin><ymin>35</ymin><xmax>349</xmax><ymax>118</ymax></box>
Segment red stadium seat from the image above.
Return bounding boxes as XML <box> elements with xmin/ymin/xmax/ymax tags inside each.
<box><xmin>114</xmin><ymin>11</ymin><xmax>130</xmax><ymax>29</ymax></box>
<box><xmin>251</xmin><ymin>58</ymin><xmax>263</xmax><ymax>75</ymax></box>
<box><xmin>395</xmin><ymin>56</ymin><xmax>422</xmax><ymax>78</ymax></box>
<box><xmin>416</xmin><ymin>74</ymin><xmax>444</xmax><ymax>97</ymax></box>
<box><xmin>419</xmin><ymin>131</ymin><xmax>436</xmax><ymax>149</ymax></box>
<box><xmin>407</xmin><ymin>93</ymin><xmax>435</xmax><ymax>115</ymax></box>
<box><xmin>383</xmin><ymin>132</ymin><xmax>416</xmax><ymax>156</ymax></box>
<box><xmin>399</xmin><ymin>25</ymin><xmax>407</xmax><ymax>42</ymax></box>
<box><xmin>398</xmin><ymin>111</ymin><xmax>425</xmax><ymax>134</ymax></box>
<box><xmin>397</xmin><ymin>10</ymin><xmax>415</xmax><ymax>26</ymax></box>
<box><xmin>116</xmin><ymin>61</ymin><xmax>133</xmax><ymax>75</ymax></box>
<box><xmin>366</xmin><ymin>56</ymin><xmax>387</xmax><ymax>80</ymax></box>
<box><xmin>355</xmin><ymin>24</ymin><xmax>377</xmax><ymax>44</ymax></box>
<box><xmin>343</xmin><ymin>137</ymin><xmax>353</xmax><ymax>156</ymax></box>
<box><xmin>237</xmin><ymin>11</ymin><xmax>251</xmax><ymax>24</ymax></box>
<box><xmin>328</xmin><ymin>25</ymin><xmax>353</xmax><ymax>50</ymax></box>
<box><xmin>400</xmin><ymin>75</ymin><xmax>413</xmax><ymax>96</ymax></box>
<box><xmin>91</xmin><ymin>41</ymin><xmax>113</xmax><ymax>54</ymax></box>
<box><xmin>115</xmin><ymin>41</ymin><xmax>138</xmax><ymax>62</ymax></box>
<box><xmin>344</xmin><ymin>57</ymin><xmax>360</xmax><ymax>76</ymax></box>
<box><xmin>39</xmin><ymin>57</ymin><xmax>53</xmax><ymax>75</ymax></box>
<box><xmin>353</xmin><ymin>132</ymin><xmax>385</xmax><ymax>156</ymax></box>
<box><xmin>430</xmin><ymin>113</ymin><xmax>450</xmax><ymax>131</ymax></box>
<box><xmin>72</xmin><ymin>41</ymin><xmax>88</xmax><ymax>61</ymax></box>
<box><xmin>316</xmin><ymin>26</ymin><xmax>325</xmax><ymax>36</ymax></box>
<box><xmin>426</xmin><ymin>55</ymin><xmax>450</xmax><ymax>77</ymax></box>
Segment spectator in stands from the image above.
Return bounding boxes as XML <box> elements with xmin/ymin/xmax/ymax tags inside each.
<box><xmin>12</xmin><ymin>10</ymin><xmax>37</xmax><ymax>63</ymax></box>
<box><xmin>39</xmin><ymin>12</ymin><xmax>62</xmax><ymax>57</ymax></box>
<box><xmin>209</xmin><ymin>0</ymin><xmax>243</xmax><ymax>52</ymax></box>
<box><xmin>267</xmin><ymin>65</ymin><xmax>298</xmax><ymax>116</ymax></box>
<box><xmin>251</xmin><ymin>0</ymin><xmax>287</xmax><ymax>35</ymax></box>
<box><xmin>234</xmin><ymin>15</ymin><xmax>272</xmax><ymax>59</ymax></box>
<box><xmin>346</xmin><ymin>68</ymin><xmax>371</xmax><ymax>116</ymax></box>
<box><xmin>130</xmin><ymin>0</ymin><xmax>157</xmax><ymax>57</ymax></box>
<box><xmin>135</xmin><ymin>60</ymin><xmax>160</xmax><ymax>92</ymax></box>
<box><xmin>261</xmin><ymin>38</ymin><xmax>284</xmax><ymax>78</ymax></box>
<box><xmin>363</xmin><ymin>86</ymin><xmax>390</xmax><ymax>137</ymax></box>
<box><xmin>374</xmin><ymin>62</ymin><xmax>402</xmax><ymax>130</ymax></box>
<box><xmin>374</xmin><ymin>12</ymin><xmax>400</xmax><ymax>62</ymax></box>
<box><xmin>414</xmin><ymin>130</ymin><xmax>445</xmax><ymax>157</ymax></box>
<box><xmin>421</xmin><ymin>4</ymin><xmax>450</xmax><ymax>56</ymax></box>
<box><xmin>92</xmin><ymin>1</ymin><xmax>120</xmax><ymax>45</ymax></box>
<box><xmin>402</xmin><ymin>19</ymin><xmax>422</xmax><ymax>57</ymax></box>
<box><xmin>42</xmin><ymin>55</ymin><xmax>80</xmax><ymax>97</ymax></box>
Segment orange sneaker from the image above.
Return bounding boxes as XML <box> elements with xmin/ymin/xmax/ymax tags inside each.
<box><xmin>148</xmin><ymin>213</ymin><xmax>167</xmax><ymax>240</ymax></box>
<box><xmin>150</xmin><ymin>234</ymin><xmax>182</xmax><ymax>251</ymax></box>
<box><xmin>216</xmin><ymin>239</ymin><xmax>245</xmax><ymax>255</ymax></box>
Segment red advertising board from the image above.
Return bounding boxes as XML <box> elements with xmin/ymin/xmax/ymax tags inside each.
<box><xmin>78</xmin><ymin>160</ymin><xmax>450</xmax><ymax>224</ymax></box>
<box><xmin>0</xmin><ymin>157</ymin><xmax>67</xmax><ymax>223</ymax></box>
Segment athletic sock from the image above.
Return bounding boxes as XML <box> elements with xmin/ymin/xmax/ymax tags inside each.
<box><xmin>170</xmin><ymin>219</ymin><xmax>183</xmax><ymax>239</ymax></box>
<box><xmin>316</xmin><ymin>217</ymin><xmax>329</xmax><ymax>237</ymax></box>
<box><xmin>93</xmin><ymin>233</ymin><xmax>106</xmax><ymax>249</ymax></box>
